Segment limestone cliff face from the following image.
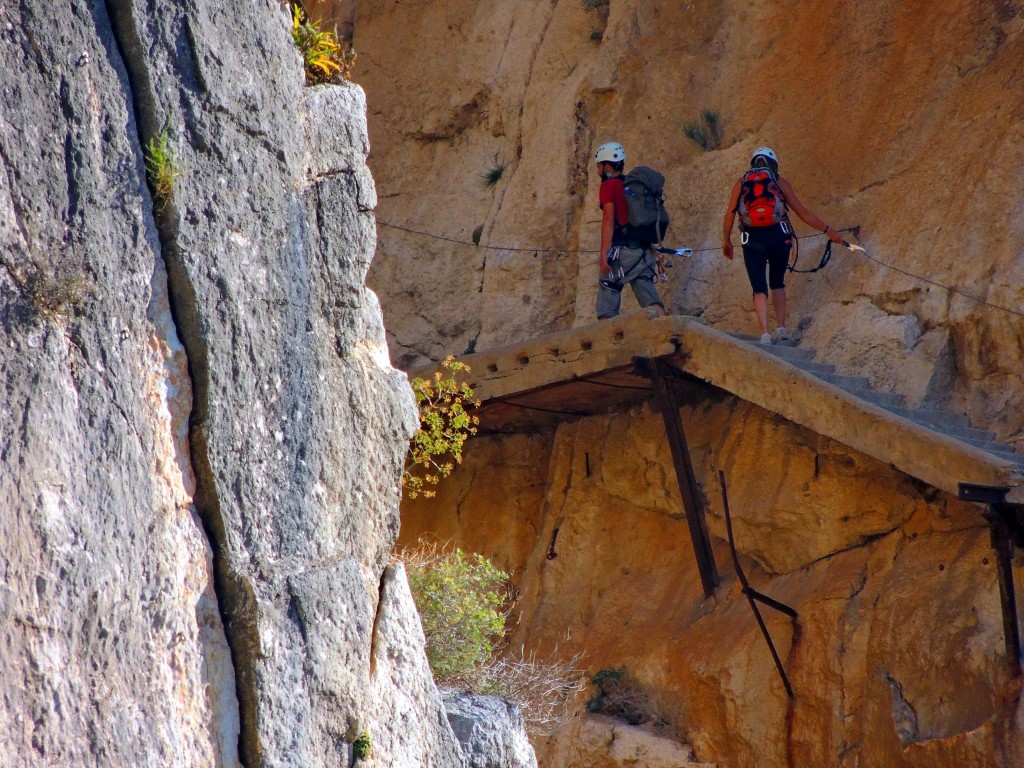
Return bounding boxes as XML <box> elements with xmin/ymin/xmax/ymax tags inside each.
<box><xmin>1</xmin><ymin>2</ymin><xmax>462</xmax><ymax>766</ymax></box>
<box><xmin>319</xmin><ymin>0</ymin><xmax>1023</xmax><ymax>447</ymax></box>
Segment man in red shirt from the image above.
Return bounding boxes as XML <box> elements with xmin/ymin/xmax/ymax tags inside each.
<box><xmin>594</xmin><ymin>141</ymin><xmax>666</xmax><ymax>319</ymax></box>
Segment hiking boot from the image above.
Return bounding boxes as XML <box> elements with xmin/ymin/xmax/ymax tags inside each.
<box><xmin>776</xmin><ymin>326</ymin><xmax>790</xmax><ymax>341</ymax></box>
<box><xmin>759</xmin><ymin>333</ymin><xmax>772</xmax><ymax>346</ymax></box>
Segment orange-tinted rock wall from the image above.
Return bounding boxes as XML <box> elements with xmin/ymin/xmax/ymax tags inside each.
<box><xmin>401</xmin><ymin>390</ymin><xmax>1024</xmax><ymax>767</ymax></box>
<box><xmin>330</xmin><ymin>0</ymin><xmax>1024</xmax><ymax>446</ymax></box>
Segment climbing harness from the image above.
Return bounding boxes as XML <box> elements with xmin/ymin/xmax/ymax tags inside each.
<box><xmin>655</xmin><ymin>246</ymin><xmax>692</xmax><ymax>283</ymax></box>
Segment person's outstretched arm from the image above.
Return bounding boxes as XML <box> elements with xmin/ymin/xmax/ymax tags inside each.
<box><xmin>722</xmin><ymin>178</ymin><xmax>742</xmax><ymax>260</ymax></box>
<box><xmin>600</xmin><ymin>202</ymin><xmax>615</xmax><ymax>274</ymax></box>
<box><xmin>778</xmin><ymin>177</ymin><xmax>842</xmax><ymax>244</ymax></box>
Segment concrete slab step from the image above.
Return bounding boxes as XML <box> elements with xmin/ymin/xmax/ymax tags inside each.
<box><xmin>815</xmin><ymin>372</ymin><xmax>872</xmax><ymax>390</ymax></box>
<box><xmin>914</xmin><ymin>421</ymin><xmax>997</xmax><ymax>443</ymax></box>
<box><xmin>728</xmin><ymin>328</ymin><xmax>1022</xmax><ymax>463</ymax></box>
<box><xmin>788</xmin><ymin>359</ymin><xmax>839</xmax><ymax>376</ymax></box>
<box><xmin>727</xmin><ymin>332</ymin><xmax>815</xmax><ymax>360</ymax></box>
<box><xmin>880</xmin><ymin>403</ymin><xmax>972</xmax><ymax>429</ymax></box>
<box><xmin>956</xmin><ymin>437</ymin><xmax>1024</xmax><ymax>464</ymax></box>
<box><xmin>836</xmin><ymin>386</ymin><xmax>905</xmax><ymax>408</ymax></box>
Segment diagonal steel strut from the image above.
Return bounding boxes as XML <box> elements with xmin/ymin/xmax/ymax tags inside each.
<box><xmin>635</xmin><ymin>357</ymin><xmax>719</xmax><ymax>598</ymax></box>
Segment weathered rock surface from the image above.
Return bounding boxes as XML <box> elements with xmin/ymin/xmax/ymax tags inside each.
<box><xmin>545</xmin><ymin>714</ymin><xmax>714</xmax><ymax>768</ymax></box>
<box><xmin>0</xmin><ymin>2</ymin><xmax>237</xmax><ymax>764</ymax></box>
<box><xmin>2</xmin><ymin>1</ymin><xmax>456</xmax><ymax>767</ymax></box>
<box><xmin>319</xmin><ymin>0</ymin><xmax>1024</xmax><ymax>448</ymax></box>
<box><xmin>367</xmin><ymin>564</ymin><xmax>469</xmax><ymax>768</ymax></box>
<box><xmin>443</xmin><ymin>691</ymin><xmax>537</xmax><ymax>768</ymax></box>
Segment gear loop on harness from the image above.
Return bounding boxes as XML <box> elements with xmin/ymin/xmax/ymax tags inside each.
<box><xmin>789</xmin><ymin>238</ymin><xmax>832</xmax><ymax>274</ymax></box>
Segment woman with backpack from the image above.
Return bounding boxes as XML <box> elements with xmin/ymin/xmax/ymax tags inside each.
<box><xmin>722</xmin><ymin>147</ymin><xmax>843</xmax><ymax>345</ymax></box>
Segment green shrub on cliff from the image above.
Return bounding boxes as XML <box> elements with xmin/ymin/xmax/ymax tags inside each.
<box><xmin>403</xmin><ymin>542</ymin><xmax>585</xmax><ymax>736</ymax></box>
<box><xmin>352</xmin><ymin>730</ymin><xmax>372</xmax><ymax>760</ymax></box>
<box><xmin>144</xmin><ymin>128</ymin><xmax>179</xmax><ymax>209</ymax></box>
<box><xmin>405</xmin><ymin>546</ymin><xmax>509</xmax><ymax>680</ymax></box>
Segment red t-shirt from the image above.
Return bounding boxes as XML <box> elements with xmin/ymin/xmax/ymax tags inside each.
<box><xmin>599</xmin><ymin>176</ymin><xmax>630</xmax><ymax>227</ymax></box>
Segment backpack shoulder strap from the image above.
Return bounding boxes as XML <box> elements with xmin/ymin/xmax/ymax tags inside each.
<box><xmin>624</xmin><ymin>166</ymin><xmax>665</xmax><ymax>195</ymax></box>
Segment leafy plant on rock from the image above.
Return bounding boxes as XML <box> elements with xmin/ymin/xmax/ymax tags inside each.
<box><xmin>352</xmin><ymin>730</ymin><xmax>372</xmax><ymax>760</ymax></box>
<box><xmin>290</xmin><ymin>3</ymin><xmax>356</xmax><ymax>85</ymax></box>
<box><xmin>404</xmin><ymin>356</ymin><xmax>479</xmax><ymax>499</ymax></box>
<box><xmin>402</xmin><ymin>541</ymin><xmax>586</xmax><ymax>737</ymax></box>
<box><xmin>404</xmin><ymin>545</ymin><xmax>509</xmax><ymax>680</ymax></box>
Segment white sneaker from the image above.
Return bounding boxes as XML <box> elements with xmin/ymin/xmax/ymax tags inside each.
<box><xmin>759</xmin><ymin>333</ymin><xmax>772</xmax><ymax>346</ymax></box>
<box><xmin>776</xmin><ymin>326</ymin><xmax>790</xmax><ymax>341</ymax></box>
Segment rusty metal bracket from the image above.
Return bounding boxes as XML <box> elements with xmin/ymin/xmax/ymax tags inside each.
<box><xmin>635</xmin><ymin>357</ymin><xmax>719</xmax><ymax>598</ymax></box>
<box><xmin>959</xmin><ymin>482</ymin><xmax>1023</xmax><ymax>675</ymax></box>
<box><xmin>719</xmin><ymin>470</ymin><xmax>799</xmax><ymax>699</ymax></box>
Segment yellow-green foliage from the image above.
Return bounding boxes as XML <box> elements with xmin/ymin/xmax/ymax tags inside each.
<box><xmin>405</xmin><ymin>547</ymin><xmax>508</xmax><ymax>682</ymax></box>
<box><xmin>352</xmin><ymin>731</ymin><xmax>372</xmax><ymax>760</ymax></box>
<box><xmin>404</xmin><ymin>356</ymin><xmax>479</xmax><ymax>499</ymax></box>
<box><xmin>144</xmin><ymin>129</ymin><xmax>179</xmax><ymax>209</ymax></box>
<box><xmin>291</xmin><ymin>4</ymin><xmax>356</xmax><ymax>85</ymax></box>
<box><xmin>402</xmin><ymin>541</ymin><xmax>586</xmax><ymax>736</ymax></box>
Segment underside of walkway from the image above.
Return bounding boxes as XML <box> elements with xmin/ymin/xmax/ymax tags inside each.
<box><xmin>414</xmin><ymin>313</ymin><xmax>1024</xmax><ymax>504</ymax></box>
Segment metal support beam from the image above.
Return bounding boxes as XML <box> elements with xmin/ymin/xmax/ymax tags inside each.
<box><xmin>720</xmin><ymin>470</ymin><xmax>799</xmax><ymax>699</ymax></box>
<box><xmin>959</xmin><ymin>482</ymin><xmax>1022</xmax><ymax>675</ymax></box>
<box><xmin>636</xmin><ymin>357</ymin><xmax>719</xmax><ymax>598</ymax></box>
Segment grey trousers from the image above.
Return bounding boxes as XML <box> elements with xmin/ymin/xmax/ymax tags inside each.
<box><xmin>596</xmin><ymin>246</ymin><xmax>663</xmax><ymax>319</ymax></box>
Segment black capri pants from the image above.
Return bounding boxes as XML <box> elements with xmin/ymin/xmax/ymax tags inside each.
<box><xmin>741</xmin><ymin>224</ymin><xmax>792</xmax><ymax>295</ymax></box>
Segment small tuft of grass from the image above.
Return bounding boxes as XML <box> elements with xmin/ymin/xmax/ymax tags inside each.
<box><xmin>585</xmin><ymin>667</ymin><xmax>663</xmax><ymax>727</ymax></box>
<box><xmin>683</xmin><ymin>109</ymin><xmax>724</xmax><ymax>151</ymax></box>
<box><xmin>471</xmin><ymin>225</ymin><xmax>483</xmax><ymax>246</ymax></box>
<box><xmin>291</xmin><ymin>4</ymin><xmax>356</xmax><ymax>85</ymax></box>
<box><xmin>481</xmin><ymin>164</ymin><xmax>505</xmax><ymax>189</ymax></box>
<box><xmin>144</xmin><ymin>128</ymin><xmax>180</xmax><ymax>210</ymax></box>
<box><xmin>352</xmin><ymin>731</ymin><xmax>371</xmax><ymax>760</ymax></box>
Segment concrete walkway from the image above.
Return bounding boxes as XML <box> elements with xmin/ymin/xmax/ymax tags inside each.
<box><xmin>416</xmin><ymin>313</ymin><xmax>1024</xmax><ymax>504</ymax></box>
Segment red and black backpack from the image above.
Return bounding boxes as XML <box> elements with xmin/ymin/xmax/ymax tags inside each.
<box><xmin>736</xmin><ymin>168</ymin><xmax>787</xmax><ymax>228</ymax></box>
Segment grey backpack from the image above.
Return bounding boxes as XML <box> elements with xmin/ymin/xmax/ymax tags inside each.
<box><xmin>622</xmin><ymin>166</ymin><xmax>671</xmax><ymax>244</ymax></box>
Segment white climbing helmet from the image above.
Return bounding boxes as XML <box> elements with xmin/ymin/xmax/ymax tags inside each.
<box><xmin>594</xmin><ymin>141</ymin><xmax>626</xmax><ymax>164</ymax></box>
<box><xmin>751</xmin><ymin>146</ymin><xmax>778</xmax><ymax>166</ymax></box>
